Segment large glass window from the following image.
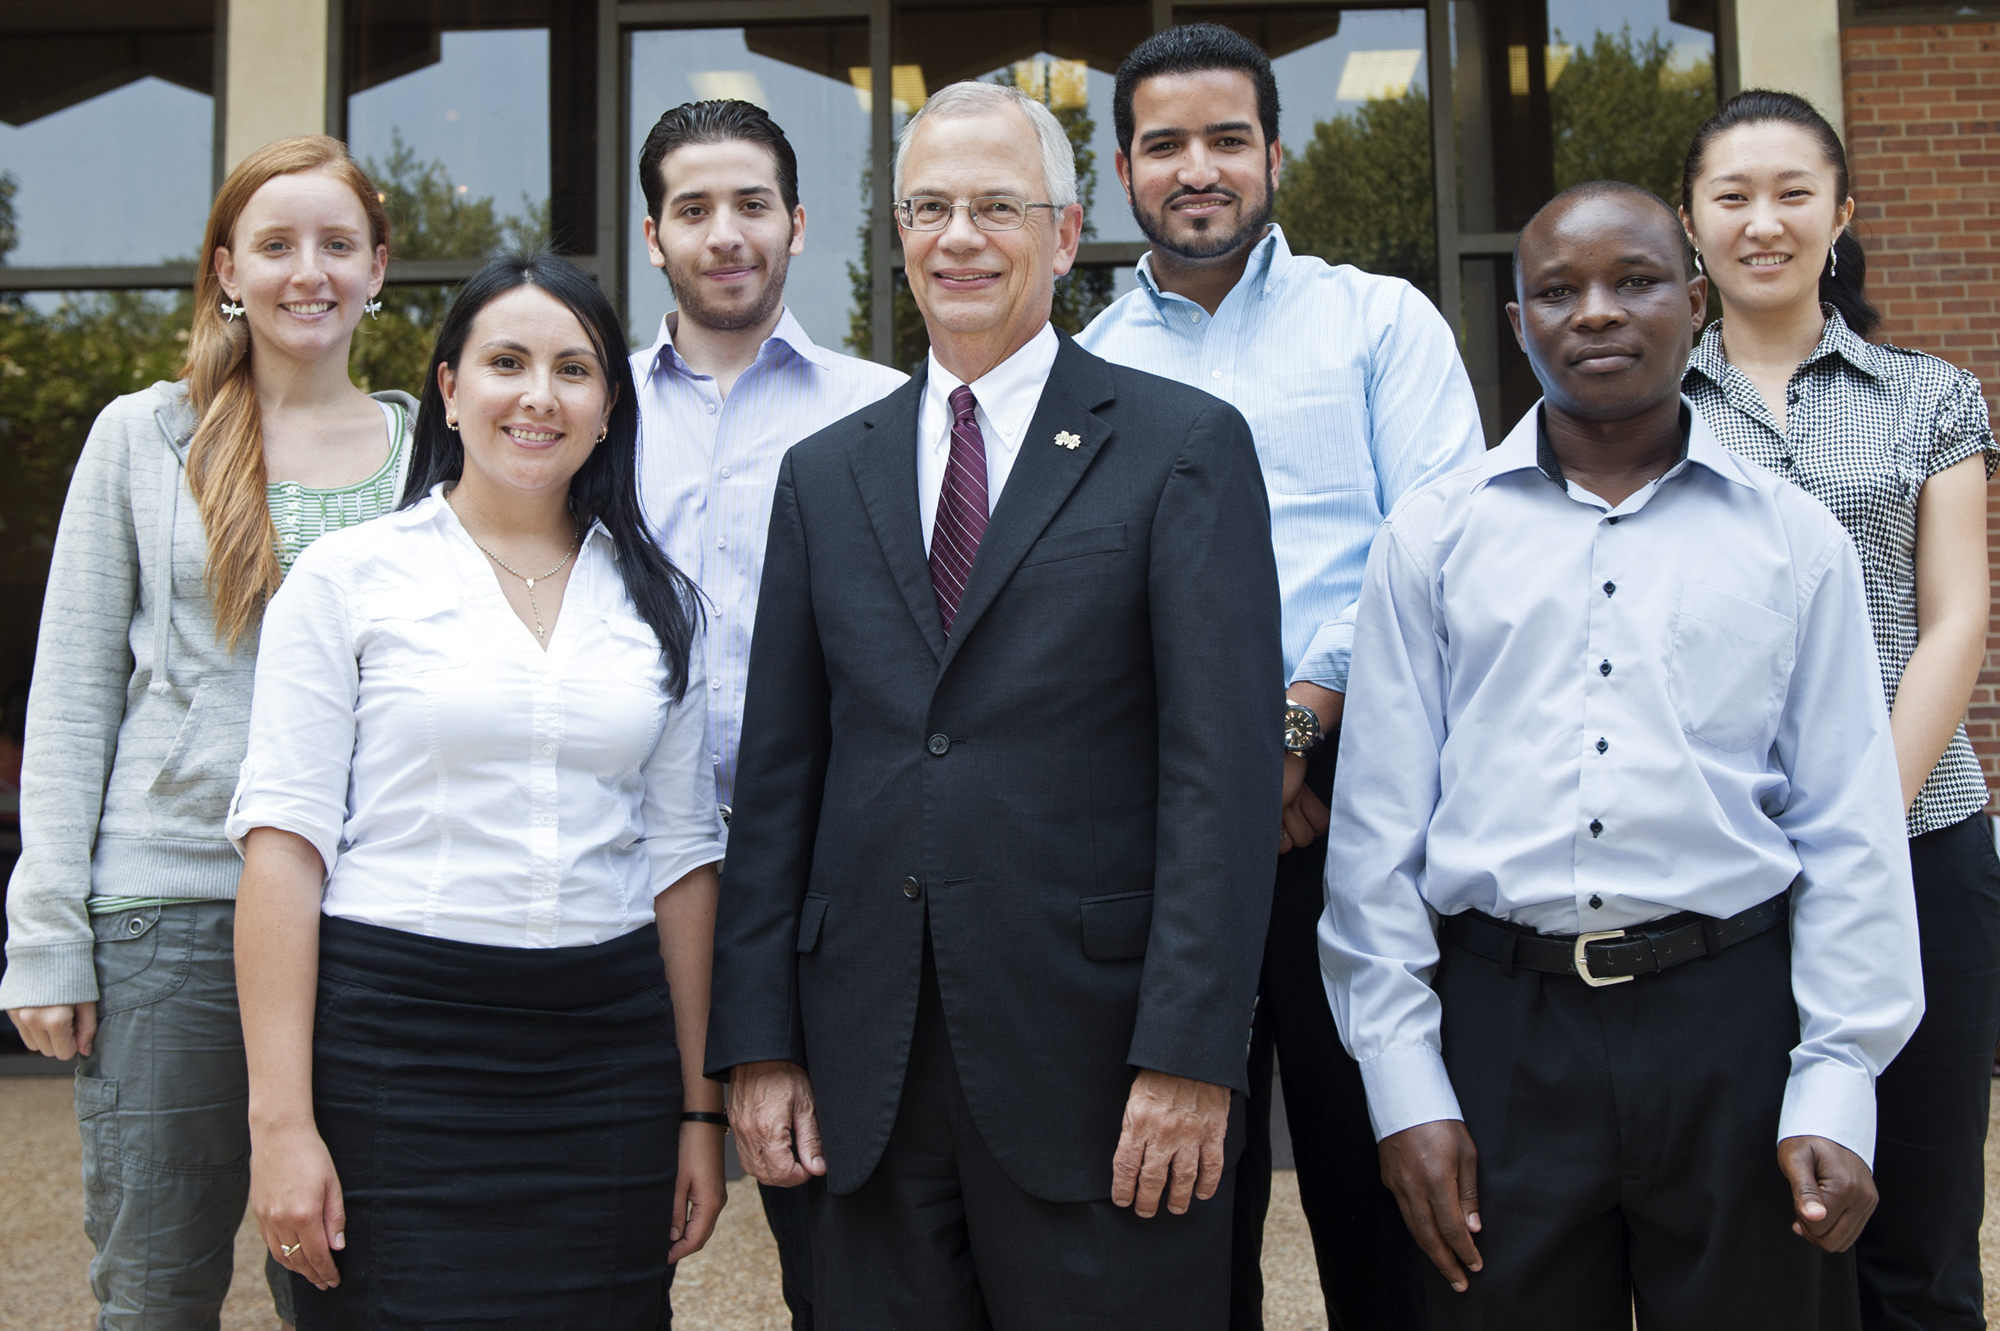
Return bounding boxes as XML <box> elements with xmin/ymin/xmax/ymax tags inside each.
<box><xmin>626</xmin><ymin>24</ymin><xmax>872</xmax><ymax>355</ymax></box>
<box><xmin>1453</xmin><ymin>0</ymin><xmax>1717</xmax><ymax>437</ymax></box>
<box><xmin>0</xmin><ymin>4</ymin><xmax>216</xmax><ymax>267</ymax></box>
<box><xmin>345</xmin><ymin>0</ymin><xmax>596</xmax><ymax>405</ymax></box>
<box><xmin>0</xmin><ymin>4</ymin><xmax>217</xmax><ymax>717</ymax></box>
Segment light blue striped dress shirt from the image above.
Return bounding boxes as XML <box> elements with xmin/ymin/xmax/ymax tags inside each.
<box><xmin>1077</xmin><ymin>225</ymin><xmax>1485</xmax><ymax>690</ymax></box>
<box><xmin>634</xmin><ymin>308</ymin><xmax>906</xmax><ymax>807</ymax></box>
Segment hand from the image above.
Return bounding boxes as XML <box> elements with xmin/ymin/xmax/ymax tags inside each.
<box><xmin>1277</xmin><ymin>684</ymin><xmax>1342</xmax><ymax>855</ymax></box>
<box><xmin>1111</xmin><ymin>1070</ymin><xmax>1230</xmax><ymax>1218</ymax></box>
<box><xmin>729</xmin><ymin>1061</ymin><xmax>825</xmax><ymax>1187</ymax></box>
<box><xmin>1278</xmin><ymin>756</ymin><xmax>1330</xmax><ymax>855</ymax></box>
<box><xmin>1777</xmin><ymin>1135</ymin><xmax>1877</xmax><ymax>1252</ymax></box>
<box><xmin>669</xmin><ymin>1118</ymin><xmax>729</xmax><ymax>1262</ymax></box>
<box><xmin>1379</xmin><ymin>1119</ymin><xmax>1483</xmax><ymax>1292</ymax></box>
<box><xmin>250</xmin><ymin>1122</ymin><xmax>346</xmax><ymax>1291</ymax></box>
<box><xmin>7</xmin><ymin>1002</ymin><xmax>97</xmax><ymax>1060</ymax></box>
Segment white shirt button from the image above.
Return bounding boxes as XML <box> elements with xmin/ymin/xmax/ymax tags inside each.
<box><xmin>720</xmin><ymin>467</ymin><xmax>732</xmax><ymax>478</ymax></box>
<box><xmin>716</xmin><ymin>537</ymin><xmax>727</xmax><ymax>548</ymax></box>
<box><xmin>541</xmin><ymin>743</ymin><xmax>555</xmax><ymax>755</ymax></box>
<box><xmin>706</xmin><ymin>402</ymin><xmax>717</xmax><ymax>414</ymax></box>
<box><xmin>1190</xmin><ymin>312</ymin><xmax>1201</xmax><ymax>323</ymax></box>
<box><xmin>712</xmin><ymin>753</ymin><xmax>721</xmax><ymax>765</ymax></box>
<box><xmin>711</xmin><ymin>678</ymin><xmax>720</xmax><ymax>689</ymax></box>
<box><xmin>1211</xmin><ymin>369</ymin><xmax>1223</xmax><ymax>380</ymax></box>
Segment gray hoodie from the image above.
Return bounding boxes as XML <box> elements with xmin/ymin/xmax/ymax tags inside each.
<box><xmin>0</xmin><ymin>380</ymin><xmax>418</xmax><ymax>1008</ymax></box>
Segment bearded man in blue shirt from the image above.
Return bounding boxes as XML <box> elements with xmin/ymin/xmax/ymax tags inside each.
<box><xmin>1077</xmin><ymin>24</ymin><xmax>1484</xmax><ymax>1329</ymax></box>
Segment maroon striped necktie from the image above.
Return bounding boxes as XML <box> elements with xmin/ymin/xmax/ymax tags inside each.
<box><xmin>930</xmin><ymin>383</ymin><xmax>989</xmax><ymax>637</ymax></box>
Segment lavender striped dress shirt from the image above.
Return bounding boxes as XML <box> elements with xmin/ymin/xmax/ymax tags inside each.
<box><xmin>1078</xmin><ymin>225</ymin><xmax>1485</xmax><ymax>691</ymax></box>
<box><xmin>634</xmin><ymin>309</ymin><xmax>906</xmax><ymax>807</ymax></box>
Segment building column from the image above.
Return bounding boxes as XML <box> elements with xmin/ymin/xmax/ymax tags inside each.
<box><xmin>1733</xmin><ymin>0</ymin><xmax>1846</xmax><ymax>136</ymax></box>
<box><xmin>223</xmin><ymin>0</ymin><xmax>333</xmax><ymax>170</ymax></box>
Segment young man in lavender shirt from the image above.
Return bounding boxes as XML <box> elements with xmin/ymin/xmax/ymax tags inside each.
<box><xmin>630</xmin><ymin>98</ymin><xmax>906</xmax><ymax>1330</ymax></box>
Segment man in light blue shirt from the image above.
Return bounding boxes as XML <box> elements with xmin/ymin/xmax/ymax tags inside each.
<box><xmin>1322</xmin><ymin>182</ymin><xmax>1918</xmax><ymax>1323</ymax></box>
<box><xmin>1077</xmin><ymin>25</ymin><xmax>1483</xmax><ymax>1330</ymax></box>
<box><xmin>631</xmin><ymin>98</ymin><xmax>905</xmax><ymax>1330</ymax></box>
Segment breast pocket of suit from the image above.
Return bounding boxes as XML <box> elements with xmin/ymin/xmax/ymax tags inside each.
<box><xmin>1018</xmin><ymin>522</ymin><xmax>1126</xmax><ymax>569</ymax></box>
<box><xmin>1080</xmin><ymin>890</ymin><xmax>1153</xmax><ymax>962</ymax></box>
<box><xmin>1258</xmin><ymin>368</ymin><xmax>1369</xmax><ymax>495</ymax></box>
<box><xmin>1667</xmin><ymin>582</ymin><xmax>1796</xmax><ymax>753</ymax></box>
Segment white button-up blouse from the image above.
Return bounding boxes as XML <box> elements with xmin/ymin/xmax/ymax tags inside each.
<box><xmin>227</xmin><ymin>487</ymin><xmax>726</xmax><ymax>949</ymax></box>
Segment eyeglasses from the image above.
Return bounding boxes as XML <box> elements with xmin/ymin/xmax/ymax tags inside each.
<box><xmin>894</xmin><ymin>195</ymin><xmax>1060</xmax><ymax>232</ymax></box>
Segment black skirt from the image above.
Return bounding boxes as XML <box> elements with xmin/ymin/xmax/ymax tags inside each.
<box><xmin>292</xmin><ymin>916</ymin><xmax>681</xmax><ymax>1331</ymax></box>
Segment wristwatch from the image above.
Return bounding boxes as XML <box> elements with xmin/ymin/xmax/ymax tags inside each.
<box><xmin>1283</xmin><ymin>699</ymin><xmax>1322</xmax><ymax>756</ymax></box>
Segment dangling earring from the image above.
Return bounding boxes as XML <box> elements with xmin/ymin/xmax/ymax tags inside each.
<box><xmin>220</xmin><ymin>298</ymin><xmax>245</xmax><ymax>321</ymax></box>
<box><xmin>1691</xmin><ymin>248</ymin><xmax>1705</xmax><ymax>275</ymax></box>
<box><xmin>446</xmin><ymin>418</ymin><xmax>460</xmax><ymax>432</ymax></box>
<box><xmin>1828</xmin><ymin>245</ymin><xmax>1838</xmax><ymax>277</ymax></box>
<box><xmin>364</xmin><ymin>296</ymin><xmax>383</xmax><ymax>320</ymax></box>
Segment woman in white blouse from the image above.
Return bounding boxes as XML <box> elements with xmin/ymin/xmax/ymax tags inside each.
<box><xmin>229</xmin><ymin>252</ymin><xmax>726</xmax><ymax>1328</ymax></box>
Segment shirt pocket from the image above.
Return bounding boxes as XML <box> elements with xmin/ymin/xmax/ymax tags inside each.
<box><xmin>1667</xmin><ymin>582</ymin><xmax>1796</xmax><ymax>753</ymax></box>
<box><xmin>360</xmin><ymin>586</ymin><xmax>462</xmax><ymax>674</ymax></box>
<box><xmin>1260</xmin><ymin>368</ymin><xmax>1368</xmax><ymax>495</ymax></box>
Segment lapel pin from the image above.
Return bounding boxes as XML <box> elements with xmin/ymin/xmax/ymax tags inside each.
<box><xmin>1054</xmin><ymin>430</ymin><xmax>1081</xmax><ymax>450</ymax></box>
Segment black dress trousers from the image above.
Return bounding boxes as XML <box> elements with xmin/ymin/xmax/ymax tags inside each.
<box><xmin>1431</xmin><ymin>912</ymin><xmax>1826</xmax><ymax>1330</ymax></box>
<box><xmin>809</xmin><ymin>938</ymin><xmax>1236</xmax><ymax>1331</ymax></box>
<box><xmin>1831</xmin><ymin>811</ymin><xmax>2000</xmax><ymax>1331</ymax></box>
<box><xmin>1231</xmin><ymin>741</ymin><xmax>1425</xmax><ymax>1331</ymax></box>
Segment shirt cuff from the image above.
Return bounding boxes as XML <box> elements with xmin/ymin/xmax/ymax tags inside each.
<box><xmin>1777</xmin><ymin>1057</ymin><xmax>1879</xmax><ymax>1167</ymax></box>
<box><xmin>1357</xmin><ymin>1043</ymin><xmax>1464</xmax><ymax>1142</ymax></box>
<box><xmin>1290</xmin><ymin>633</ymin><xmax>1353</xmax><ymax>694</ymax></box>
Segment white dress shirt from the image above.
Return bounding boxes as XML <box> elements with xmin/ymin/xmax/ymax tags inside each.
<box><xmin>1319</xmin><ymin>402</ymin><xmax>1922</xmax><ymax>1164</ymax></box>
<box><xmin>227</xmin><ymin>488</ymin><xmax>726</xmax><ymax>949</ymax></box>
<box><xmin>1078</xmin><ymin>225</ymin><xmax>1484</xmax><ymax>689</ymax></box>
<box><xmin>918</xmin><ymin>321</ymin><xmax>1060</xmax><ymax>553</ymax></box>
<box><xmin>634</xmin><ymin>308</ymin><xmax>906</xmax><ymax>808</ymax></box>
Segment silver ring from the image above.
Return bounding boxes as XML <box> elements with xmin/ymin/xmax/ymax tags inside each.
<box><xmin>281</xmin><ymin>1242</ymin><xmax>302</xmax><ymax>1258</ymax></box>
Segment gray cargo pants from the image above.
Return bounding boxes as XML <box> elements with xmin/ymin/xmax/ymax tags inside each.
<box><xmin>75</xmin><ymin>901</ymin><xmax>292</xmax><ymax>1330</ymax></box>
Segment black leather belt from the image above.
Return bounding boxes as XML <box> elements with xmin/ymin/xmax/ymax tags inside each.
<box><xmin>1441</xmin><ymin>885</ymin><xmax>1792</xmax><ymax>988</ymax></box>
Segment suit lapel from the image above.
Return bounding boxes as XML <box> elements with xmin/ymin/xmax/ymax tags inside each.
<box><xmin>847</xmin><ymin>371</ymin><xmax>948</xmax><ymax>663</ymax></box>
<box><xmin>940</xmin><ymin>336</ymin><xmax>1115</xmax><ymax>671</ymax></box>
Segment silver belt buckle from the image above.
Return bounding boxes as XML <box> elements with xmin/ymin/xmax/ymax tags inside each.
<box><xmin>1573</xmin><ymin>930</ymin><xmax>1634</xmax><ymax>987</ymax></box>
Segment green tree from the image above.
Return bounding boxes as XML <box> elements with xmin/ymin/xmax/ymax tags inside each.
<box><xmin>1273</xmin><ymin>90</ymin><xmax>1436</xmax><ymax>300</ymax></box>
<box><xmin>1550</xmin><ymin>28</ymin><xmax>1716</xmax><ymax>205</ymax></box>
<box><xmin>845</xmin><ymin>63</ymin><xmax>1117</xmax><ymax>368</ymax></box>
<box><xmin>0</xmin><ymin>288</ymin><xmax>192</xmax><ymax>676</ymax></box>
<box><xmin>349</xmin><ymin>132</ymin><xmax>552</xmax><ymax>397</ymax></box>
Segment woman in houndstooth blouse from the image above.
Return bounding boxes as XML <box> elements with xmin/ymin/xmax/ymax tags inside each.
<box><xmin>1682</xmin><ymin>90</ymin><xmax>2000</xmax><ymax>1331</ymax></box>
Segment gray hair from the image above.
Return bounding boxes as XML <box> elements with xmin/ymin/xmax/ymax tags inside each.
<box><xmin>893</xmin><ymin>81</ymin><xmax>1079</xmax><ymax>211</ymax></box>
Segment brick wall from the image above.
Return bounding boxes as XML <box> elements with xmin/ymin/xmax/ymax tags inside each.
<box><xmin>1842</xmin><ymin>22</ymin><xmax>2000</xmax><ymax>804</ymax></box>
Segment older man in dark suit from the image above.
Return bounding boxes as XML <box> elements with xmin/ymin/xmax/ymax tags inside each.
<box><xmin>707</xmin><ymin>78</ymin><xmax>1283</xmax><ymax>1330</ymax></box>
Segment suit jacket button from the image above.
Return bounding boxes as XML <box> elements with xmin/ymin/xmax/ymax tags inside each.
<box><xmin>903</xmin><ymin>877</ymin><xmax>923</xmax><ymax>899</ymax></box>
<box><xmin>927</xmin><ymin>733</ymin><xmax>950</xmax><ymax>755</ymax></box>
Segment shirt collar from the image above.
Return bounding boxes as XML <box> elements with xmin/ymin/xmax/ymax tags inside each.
<box><xmin>1686</xmin><ymin>303</ymin><xmax>1882</xmax><ymax>387</ymax></box>
<box><xmin>924</xmin><ymin>322</ymin><xmax>1061</xmax><ymax>448</ymax></box>
<box><xmin>636</xmin><ymin>305</ymin><xmax>834</xmax><ymax>383</ymax></box>
<box><xmin>1476</xmin><ymin>396</ymin><xmax>1759</xmax><ymax>497</ymax></box>
<box><xmin>411</xmin><ymin>482</ymin><xmax>617</xmax><ymax>549</ymax></box>
<box><xmin>1134</xmin><ymin>222</ymin><xmax>1291</xmax><ymax>311</ymax></box>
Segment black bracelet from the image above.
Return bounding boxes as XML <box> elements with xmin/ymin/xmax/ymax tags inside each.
<box><xmin>681</xmin><ymin>1111</ymin><xmax>729</xmax><ymax>1129</ymax></box>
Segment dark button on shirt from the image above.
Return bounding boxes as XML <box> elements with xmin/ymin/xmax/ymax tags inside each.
<box><xmin>903</xmin><ymin>876</ymin><xmax>922</xmax><ymax>899</ymax></box>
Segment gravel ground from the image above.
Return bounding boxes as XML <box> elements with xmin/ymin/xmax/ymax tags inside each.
<box><xmin>1</xmin><ymin>1072</ymin><xmax>1992</xmax><ymax>1330</ymax></box>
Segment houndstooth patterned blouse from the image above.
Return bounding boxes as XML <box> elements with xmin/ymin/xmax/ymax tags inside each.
<box><xmin>1685</xmin><ymin>307</ymin><xmax>1998</xmax><ymax>837</ymax></box>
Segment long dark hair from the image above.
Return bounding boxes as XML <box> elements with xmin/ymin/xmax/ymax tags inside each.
<box><xmin>1681</xmin><ymin>89</ymin><xmax>1881</xmax><ymax>339</ymax></box>
<box><xmin>402</xmin><ymin>251</ymin><xmax>702</xmax><ymax>699</ymax></box>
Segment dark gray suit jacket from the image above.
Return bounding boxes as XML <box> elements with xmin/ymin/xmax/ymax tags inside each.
<box><xmin>706</xmin><ymin>332</ymin><xmax>1283</xmax><ymax>1203</ymax></box>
